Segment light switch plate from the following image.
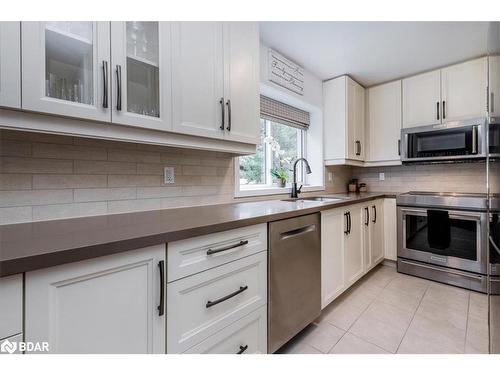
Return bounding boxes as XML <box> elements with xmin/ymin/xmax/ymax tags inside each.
<box><xmin>379</xmin><ymin>172</ymin><xmax>385</xmax><ymax>181</ymax></box>
<box><xmin>328</xmin><ymin>172</ymin><xmax>333</xmax><ymax>182</ymax></box>
<box><xmin>164</xmin><ymin>167</ymin><xmax>175</xmax><ymax>184</ymax></box>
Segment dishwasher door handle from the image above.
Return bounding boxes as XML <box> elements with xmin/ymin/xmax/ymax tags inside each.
<box><xmin>279</xmin><ymin>224</ymin><xmax>316</xmax><ymax>241</ymax></box>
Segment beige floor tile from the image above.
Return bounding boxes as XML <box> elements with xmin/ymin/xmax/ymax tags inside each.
<box><xmin>385</xmin><ymin>274</ymin><xmax>428</xmax><ymax>298</ymax></box>
<box><xmin>398</xmin><ymin>314</ymin><xmax>465</xmax><ymax>354</ymax></box>
<box><xmin>416</xmin><ymin>299</ymin><xmax>468</xmax><ymax>332</ymax></box>
<box><xmin>465</xmin><ymin>315</ymin><xmax>489</xmax><ymax>354</ymax></box>
<box><xmin>376</xmin><ymin>286</ymin><xmax>423</xmax><ymax>313</ymax></box>
<box><xmin>330</xmin><ymin>333</ymin><xmax>389</xmax><ymax>354</ymax></box>
<box><xmin>349</xmin><ymin>300</ymin><xmax>414</xmax><ymax>353</ymax></box>
<box><xmin>277</xmin><ymin>338</ymin><xmax>323</xmax><ymax>354</ymax></box>
<box><xmin>319</xmin><ymin>298</ymin><xmax>370</xmax><ymax>331</ymax></box>
<box><xmin>301</xmin><ymin>321</ymin><xmax>346</xmax><ymax>353</ymax></box>
<box><xmin>360</xmin><ymin>266</ymin><xmax>398</xmax><ymax>289</ymax></box>
<box><xmin>468</xmin><ymin>292</ymin><xmax>488</xmax><ymax>319</ymax></box>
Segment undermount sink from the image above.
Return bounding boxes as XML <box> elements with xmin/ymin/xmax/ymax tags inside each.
<box><xmin>281</xmin><ymin>196</ymin><xmax>345</xmax><ymax>203</ymax></box>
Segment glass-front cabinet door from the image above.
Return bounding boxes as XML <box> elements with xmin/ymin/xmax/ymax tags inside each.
<box><xmin>21</xmin><ymin>22</ymin><xmax>111</xmax><ymax>122</ymax></box>
<box><xmin>110</xmin><ymin>21</ymin><xmax>171</xmax><ymax>131</ymax></box>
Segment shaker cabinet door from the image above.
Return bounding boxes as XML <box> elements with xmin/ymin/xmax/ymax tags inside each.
<box><xmin>110</xmin><ymin>21</ymin><xmax>172</xmax><ymax>131</ymax></box>
<box><xmin>490</xmin><ymin>56</ymin><xmax>500</xmax><ymax>119</ymax></box>
<box><xmin>344</xmin><ymin>207</ymin><xmax>364</xmax><ymax>286</ymax></box>
<box><xmin>222</xmin><ymin>22</ymin><xmax>260</xmax><ymax>145</ymax></box>
<box><xmin>21</xmin><ymin>22</ymin><xmax>111</xmax><ymax>122</ymax></box>
<box><xmin>0</xmin><ymin>22</ymin><xmax>21</xmax><ymax>108</ymax></box>
<box><xmin>441</xmin><ymin>57</ymin><xmax>487</xmax><ymax>122</ymax></box>
<box><xmin>171</xmin><ymin>22</ymin><xmax>225</xmax><ymax>140</ymax></box>
<box><xmin>25</xmin><ymin>245</ymin><xmax>166</xmax><ymax>354</ymax></box>
<box><xmin>366</xmin><ymin>80</ymin><xmax>402</xmax><ymax>163</ymax></box>
<box><xmin>402</xmin><ymin>70</ymin><xmax>441</xmax><ymax>128</ymax></box>
<box><xmin>321</xmin><ymin>209</ymin><xmax>345</xmax><ymax>309</ymax></box>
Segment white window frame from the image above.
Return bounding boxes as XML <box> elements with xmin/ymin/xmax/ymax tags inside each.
<box><xmin>235</xmin><ymin>117</ymin><xmax>321</xmax><ymax>198</ymax></box>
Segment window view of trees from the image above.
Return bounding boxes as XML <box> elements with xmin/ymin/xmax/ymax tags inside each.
<box><xmin>239</xmin><ymin>119</ymin><xmax>304</xmax><ymax>188</ymax></box>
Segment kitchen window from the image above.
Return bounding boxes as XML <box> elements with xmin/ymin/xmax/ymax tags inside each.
<box><xmin>237</xmin><ymin>96</ymin><xmax>309</xmax><ymax>195</ymax></box>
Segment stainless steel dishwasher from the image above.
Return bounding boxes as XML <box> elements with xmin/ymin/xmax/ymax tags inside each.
<box><xmin>268</xmin><ymin>213</ymin><xmax>321</xmax><ymax>353</ymax></box>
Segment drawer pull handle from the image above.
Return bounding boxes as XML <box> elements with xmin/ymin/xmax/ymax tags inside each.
<box><xmin>206</xmin><ymin>240</ymin><xmax>249</xmax><ymax>255</ymax></box>
<box><xmin>237</xmin><ymin>345</ymin><xmax>248</xmax><ymax>354</ymax></box>
<box><xmin>206</xmin><ymin>285</ymin><xmax>248</xmax><ymax>308</ymax></box>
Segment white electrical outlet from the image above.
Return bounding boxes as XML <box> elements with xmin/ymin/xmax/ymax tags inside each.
<box><xmin>379</xmin><ymin>172</ymin><xmax>385</xmax><ymax>181</ymax></box>
<box><xmin>328</xmin><ymin>172</ymin><xmax>333</xmax><ymax>182</ymax></box>
<box><xmin>164</xmin><ymin>167</ymin><xmax>175</xmax><ymax>184</ymax></box>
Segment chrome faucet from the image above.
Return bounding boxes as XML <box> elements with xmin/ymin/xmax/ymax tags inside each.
<box><xmin>290</xmin><ymin>158</ymin><xmax>312</xmax><ymax>198</ymax></box>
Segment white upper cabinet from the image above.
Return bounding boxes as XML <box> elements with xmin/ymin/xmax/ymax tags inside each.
<box><xmin>347</xmin><ymin>78</ymin><xmax>365</xmax><ymax>161</ymax></box>
<box><xmin>22</xmin><ymin>22</ymin><xmax>111</xmax><ymax>122</ymax></box>
<box><xmin>402</xmin><ymin>70</ymin><xmax>441</xmax><ymax>128</ymax></box>
<box><xmin>403</xmin><ymin>57</ymin><xmax>487</xmax><ymax>128</ymax></box>
<box><xmin>0</xmin><ymin>22</ymin><xmax>21</xmax><ymax>108</ymax></box>
<box><xmin>324</xmin><ymin>75</ymin><xmax>365</xmax><ymax>165</ymax></box>
<box><xmin>366</xmin><ymin>80</ymin><xmax>402</xmax><ymax>163</ymax></box>
<box><xmin>490</xmin><ymin>56</ymin><xmax>500</xmax><ymax>119</ymax></box>
<box><xmin>441</xmin><ymin>57</ymin><xmax>488</xmax><ymax>122</ymax></box>
<box><xmin>171</xmin><ymin>22</ymin><xmax>225</xmax><ymax>140</ymax></box>
<box><xmin>25</xmin><ymin>245</ymin><xmax>166</xmax><ymax>354</ymax></box>
<box><xmin>110</xmin><ymin>22</ymin><xmax>172</xmax><ymax>131</ymax></box>
<box><xmin>172</xmin><ymin>22</ymin><xmax>260</xmax><ymax>144</ymax></box>
<box><xmin>222</xmin><ymin>22</ymin><xmax>260</xmax><ymax>144</ymax></box>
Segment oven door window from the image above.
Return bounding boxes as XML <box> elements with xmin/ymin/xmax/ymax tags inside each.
<box><xmin>404</xmin><ymin>213</ymin><xmax>478</xmax><ymax>261</ymax></box>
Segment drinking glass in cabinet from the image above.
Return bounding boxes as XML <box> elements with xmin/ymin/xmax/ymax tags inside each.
<box><xmin>44</xmin><ymin>22</ymin><xmax>94</xmax><ymax>105</ymax></box>
<box><xmin>125</xmin><ymin>21</ymin><xmax>160</xmax><ymax>118</ymax></box>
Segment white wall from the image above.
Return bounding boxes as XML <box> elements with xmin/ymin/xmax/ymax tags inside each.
<box><xmin>259</xmin><ymin>42</ymin><xmax>324</xmax><ymax>188</ymax></box>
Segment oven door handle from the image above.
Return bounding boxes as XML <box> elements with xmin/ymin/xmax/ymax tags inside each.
<box><xmin>491</xmin><ymin>235</ymin><xmax>500</xmax><ymax>256</ymax></box>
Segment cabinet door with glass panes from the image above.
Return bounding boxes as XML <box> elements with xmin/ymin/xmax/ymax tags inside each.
<box><xmin>22</xmin><ymin>22</ymin><xmax>111</xmax><ymax>122</ymax></box>
<box><xmin>110</xmin><ymin>22</ymin><xmax>171</xmax><ymax>131</ymax></box>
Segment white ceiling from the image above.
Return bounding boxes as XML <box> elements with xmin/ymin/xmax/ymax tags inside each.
<box><xmin>259</xmin><ymin>22</ymin><xmax>490</xmax><ymax>87</ymax></box>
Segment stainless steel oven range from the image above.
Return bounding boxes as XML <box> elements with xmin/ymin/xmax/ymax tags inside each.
<box><xmin>397</xmin><ymin>191</ymin><xmax>488</xmax><ymax>292</ymax></box>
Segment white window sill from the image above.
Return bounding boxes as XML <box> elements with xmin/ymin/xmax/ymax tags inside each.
<box><xmin>234</xmin><ymin>185</ymin><xmax>325</xmax><ymax>198</ymax></box>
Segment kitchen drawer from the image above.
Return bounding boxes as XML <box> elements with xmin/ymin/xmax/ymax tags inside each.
<box><xmin>0</xmin><ymin>274</ymin><xmax>23</xmax><ymax>340</ymax></box>
<box><xmin>167</xmin><ymin>223</ymin><xmax>267</xmax><ymax>282</ymax></box>
<box><xmin>0</xmin><ymin>334</ymin><xmax>23</xmax><ymax>355</ymax></box>
<box><xmin>184</xmin><ymin>305</ymin><xmax>267</xmax><ymax>354</ymax></box>
<box><xmin>167</xmin><ymin>251</ymin><xmax>267</xmax><ymax>353</ymax></box>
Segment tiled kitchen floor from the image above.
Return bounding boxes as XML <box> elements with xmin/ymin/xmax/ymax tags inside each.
<box><xmin>277</xmin><ymin>264</ymin><xmax>489</xmax><ymax>354</ymax></box>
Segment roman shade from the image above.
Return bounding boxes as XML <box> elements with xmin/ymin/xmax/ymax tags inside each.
<box><xmin>260</xmin><ymin>95</ymin><xmax>310</xmax><ymax>130</ymax></box>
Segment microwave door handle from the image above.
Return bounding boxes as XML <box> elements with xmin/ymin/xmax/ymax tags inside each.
<box><xmin>472</xmin><ymin>125</ymin><xmax>478</xmax><ymax>154</ymax></box>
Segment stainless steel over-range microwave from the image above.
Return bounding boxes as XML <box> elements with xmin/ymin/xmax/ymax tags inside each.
<box><xmin>400</xmin><ymin>118</ymin><xmax>487</xmax><ymax>163</ymax></box>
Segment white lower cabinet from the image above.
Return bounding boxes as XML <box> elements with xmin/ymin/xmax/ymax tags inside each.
<box><xmin>167</xmin><ymin>251</ymin><xmax>267</xmax><ymax>353</ymax></box>
<box><xmin>321</xmin><ymin>209</ymin><xmax>345</xmax><ymax>308</ymax></box>
<box><xmin>0</xmin><ymin>274</ymin><xmax>23</xmax><ymax>341</ymax></box>
<box><xmin>25</xmin><ymin>245</ymin><xmax>166</xmax><ymax>354</ymax></box>
<box><xmin>383</xmin><ymin>198</ymin><xmax>398</xmax><ymax>261</ymax></box>
<box><xmin>361</xmin><ymin>200</ymin><xmax>385</xmax><ymax>272</ymax></box>
<box><xmin>184</xmin><ymin>305</ymin><xmax>267</xmax><ymax>354</ymax></box>
<box><xmin>321</xmin><ymin>199</ymin><xmax>390</xmax><ymax>309</ymax></box>
<box><xmin>343</xmin><ymin>205</ymin><xmax>364</xmax><ymax>286</ymax></box>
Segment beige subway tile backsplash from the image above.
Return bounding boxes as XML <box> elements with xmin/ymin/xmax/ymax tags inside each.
<box><xmin>0</xmin><ymin>129</ymin><xmax>239</xmax><ymax>224</ymax></box>
<box><xmin>2</xmin><ymin>128</ymin><xmax>492</xmax><ymax>225</ymax></box>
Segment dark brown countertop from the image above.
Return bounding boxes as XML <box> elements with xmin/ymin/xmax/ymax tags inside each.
<box><xmin>0</xmin><ymin>192</ymin><xmax>398</xmax><ymax>277</ymax></box>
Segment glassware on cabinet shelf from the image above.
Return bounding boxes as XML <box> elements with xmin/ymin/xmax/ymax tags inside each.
<box><xmin>44</xmin><ymin>21</ymin><xmax>94</xmax><ymax>105</ymax></box>
<box><xmin>125</xmin><ymin>22</ymin><xmax>160</xmax><ymax>118</ymax></box>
